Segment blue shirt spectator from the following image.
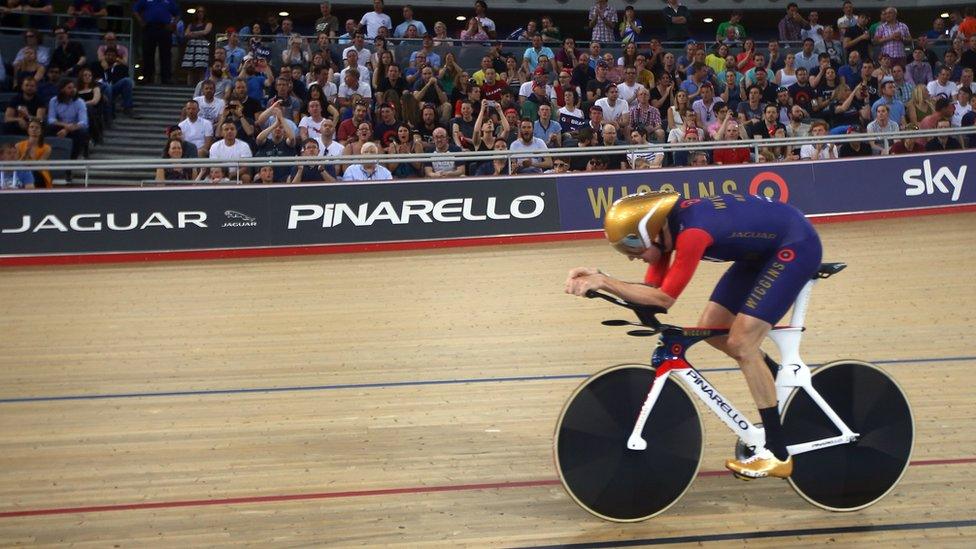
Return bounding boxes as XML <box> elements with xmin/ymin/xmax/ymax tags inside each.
<box><xmin>133</xmin><ymin>0</ymin><xmax>178</xmax><ymax>25</ymax></box>
<box><xmin>523</xmin><ymin>37</ymin><xmax>554</xmax><ymax>73</ymax></box>
<box><xmin>47</xmin><ymin>96</ymin><xmax>88</xmax><ymax>129</ymax></box>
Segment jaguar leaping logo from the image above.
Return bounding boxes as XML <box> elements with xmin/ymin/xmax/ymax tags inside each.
<box><xmin>224</xmin><ymin>210</ymin><xmax>256</xmax><ymax>222</ymax></box>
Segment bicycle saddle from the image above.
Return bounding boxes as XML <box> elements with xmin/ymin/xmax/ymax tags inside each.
<box><xmin>815</xmin><ymin>262</ymin><xmax>847</xmax><ymax>279</ymax></box>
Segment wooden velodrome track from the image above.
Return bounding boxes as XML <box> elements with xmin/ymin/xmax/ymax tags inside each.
<box><xmin>1</xmin><ymin>211</ymin><xmax>974</xmax><ymax>547</ymax></box>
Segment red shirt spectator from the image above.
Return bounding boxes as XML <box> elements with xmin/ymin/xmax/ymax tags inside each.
<box><xmin>712</xmin><ymin>147</ymin><xmax>751</xmax><ymax>164</ymax></box>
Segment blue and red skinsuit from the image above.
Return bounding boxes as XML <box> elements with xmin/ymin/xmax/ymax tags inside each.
<box><xmin>644</xmin><ymin>193</ymin><xmax>822</xmax><ymax>325</ymax></box>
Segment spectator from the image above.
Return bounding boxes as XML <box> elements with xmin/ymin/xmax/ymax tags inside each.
<box><xmin>680</xmin><ymin>63</ymin><xmax>708</xmax><ymax>101</ymax></box>
<box><xmin>919</xmin><ymin>95</ymin><xmax>954</xmax><ymax>130</ymax></box>
<box><xmin>178</xmin><ymin>100</ymin><xmax>213</xmax><ymax>157</ymax></box>
<box><xmin>67</xmin><ymin>0</ymin><xmax>106</xmax><ymax>31</ymax></box>
<box><xmin>14</xmin><ymin>29</ymin><xmax>51</xmax><ymax>67</ymax></box>
<box><xmin>822</xmin><ymin>28</ymin><xmax>844</xmax><ymax>66</ymax></box>
<box><xmin>523</xmin><ymin>35</ymin><xmax>554</xmax><ymax>74</ymax></box>
<box><xmin>289</xmin><ymin>139</ymin><xmax>335</xmax><ymax>183</ymax></box>
<box><xmin>866</xmin><ymin>103</ymin><xmax>899</xmax><ymax>153</ymax></box>
<box><xmin>794</xmin><ymin>39</ymin><xmax>820</xmax><ymax>74</ymax></box>
<box><xmin>473</xmin><ymin>137</ymin><xmax>509</xmax><ymax>176</ymax></box>
<box><xmin>802</xmin><ymin>11</ymin><xmax>826</xmax><ymax>52</ymax></box>
<box><xmin>778</xmin><ymin>3</ymin><xmax>810</xmax><ymax>44</ymax></box>
<box><xmin>589</xmin><ymin>0</ymin><xmax>617</xmax><ymax>43</ymax></box>
<box><xmin>97</xmin><ymin>32</ymin><xmax>129</xmax><ymax>68</ymax></box>
<box><xmin>508</xmin><ymin>118</ymin><xmax>551</xmax><ymax>174</ymax></box>
<box><xmin>133</xmin><ymin>0</ymin><xmax>178</xmax><ymax>85</ymax></box>
<box><xmin>220</xmin><ymin>94</ymin><xmax>256</xmax><ymax>144</ymax></box>
<box><xmin>411</xmin><ymin>66</ymin><xmax>450</xmax><ymax>122</ymax></box>
<box><xmin>50</xmin><ymin>27</ymin><xmax>87</xmax><ymax>77</ymax></box>
<box><xmin>788</xmin><ymin>67</ymin><xmax>817</xmax><ymax>113</ymax></box>
<box><xmin>558</xmin><ymin>89</ymin><xmax>586</xmax><ymax>136</ymax></box>
<box><xmin>411</xmin><ymin>103</ymin><xmax>443</xmax><ymax>149</ymax></box>
<box><xmin>614</xmin><ymin>6</ymin><xmax>640</xmax><ymax>44</ymax></box>
<box><xmin>737</xmin><ymin>85</ymin><xmax>765</xmax><ymax>126</ymax></box>
<box><xmin>873</xmin><ymin>8</ymin><xmax>911</xmax><ymax>68</ymax></box>
<box><xmin>0</xmin><ymin>143</ymin><xmax>35</xmax><ymax>190</ymax></box>
<box><xmin>843</xmin><ymin>13</ymin><xmax>872</xmax><ymax>62</ymax></box>
<box><xmin>359</xmin><ymin>0</ymin><xmax>392</xmax><ymax>39</ymax></box>
<box><xmin>533</xmin><ymin>103</ymin><xmax>562</xmax><ymax>147</ymax></box>
<box><xmin>716</xmin><ymin>11</ymin><xmax>745</xmax><ymax>44</ymax></box>
<box><xmin>337</xmin><ymin>19</ymin><xmax>358</xmax><ymax>44</ymax></box>
<box><xmin>625</xmin><ymin>127</ymin><xmax>663</xmax><ymax>169</ymax></box>
<box><xmin>342</xmin><ymin>33</ymin><xmax>372</xmax><ymax>71</ymax></box>
<box><xmin>298</xmin><ymin>99</ymin><xmax>329</xmax><ymax>150</ymax></box>
<box><xmin>691</xmin><ymin>82</ymin><xmax>718</xmax><ymax>127</ymax></box>
<box><xmin>480</xmin><ymin>68</ymin><xmax>508</xmax><ymax>104</ymax></box>
<box><xmin>762</xmin><ymin>38</ymin><xmax>783</xmax><ymax>73</ymax></box>
<box><xmin>315</xmin><ymin>2</ymin><xmax>340</xmax><ymax>39</ymax></box>
<box><xmin>12</xmin><ymin>47</ymin><xmax>45</xmax><ymax>92</ymax></box>
<box><xmin>775</xmin><ymin>53</ymin><xmax>798</xmax><ymax>88</ymax></box>
<box><xmin>856</xmin><ymin>59</ymin><xmax>880</xmax><ymax>102</ymax></box>
<box><xmin>871</xmin><ymin>77</ymin><xmax>906</xmax><ymax>125</ymax></box>
<box><xmin>472</xmin><ymin>1</ymin><xmax>496</xmax><ymax>39</ymax></box>
<box><xmin>889</xmin><ymin>123</ymin><xmax>925</xmax><ymax>154</ymax></box>
<box><xmin>255</xmin><ymin>113</ymin><xmax>297</xmax><ymax>182</ymax></box>
<box><xmin>425</xmin><ymin>127</ymin><xmax>465</xmax><ymax>177</ymax></box>
<box><xmin>905</xmin><ymin>47</ymin><xmax>933</xmax><ymax>87</ymax></box>
<box><xmin>385</xmin><ymin>124</ymin><xmax>424</xmax><ymax>179</ymax></box>
<box><xmin>316</xmin><ymin>119</ymin><xmax>345</xmax><ymax>177</ymax></box>
<box><xmin>962</xmin><ymin>36</ymin><xmax>976</xmax><ymax>73</ymax></box>
<box><xmin>890</xmin><ymin>64</ymin><xmax>914</xmax><ymax>103</ymax></box>
<box><xmin>798</xmin><ymin>119</ymin><xmax>837</xmax><ymax>159</ymax></box>
<box><xmin>629</xmin><ymin>87</ymin><xmax>664</xmax><ymax>142</ymax></box>
<box><xmin>75</xmin><ymin>68</ymin><xmax>104</xmax><ymax>144</ymax></box>
<box><xmin>615</xmin><ymin>66</ymin><xmax>645</xmax><ymax>106</ymax></box>
<box><xmin>927</xmin><ymin>67</ymin><xmax>958</xmax><ymax>100</ymax></box>
<box><xmin>92</xmin><ymin>46</ymin><xmax>136</xmax><ymax>118</ymax></box>
<box><xmin>836</xmin><ymin>124</ymin><xmax>870</xmax><ymax>156</ymax></box>
<box><xmin>905</xmin><ymin>84</ymin><xmax>935</xmax><ymax>126</ymax></box>
<box><xmin>460</xmin><ymin>17</ymin><xmax>488</xmax><ymax>43</ymax></box>
<box><xmin>705</xmin><ymin>44</ymin><xmax>729</xmax><ymax>76</ymax></box>
<box><xmin>337</xmin><ymin>68</ymin><xmax>372</xmax><ymax>111</ymax></box>
<box><xmin>14</xmin><ymin>118</ymin><xmax>52</xmax><ymax>188</ymax></box>
<box><xmin>156</xmin><ymin>138</ymin><xmax>197</xmax><ymax>182</ymax></box>
<box><xmin>337</xmin><ymin>102</ymin><xmax>371</xmax><ymax>143</ymax></box>
<box><xmin>373</xmin><ymin>101</ymin><xmax>401</xmax><ymax>146</ymax></box>
<box><xmin>837</xmin><ymin>1</ymin><xmax>856</xmax><ymax>34</ymax></box>
<box><xmin>46</xmin><ymin>78</ymin><xmax>89</xmax><ymax>163</ymax></box>
<box><xmin>251</xmin><ymin>164</ymin><xmax>277</xmax><ymax>184</ymax></box>
<box><xmin>208</xmin><ymin>121</ymin><xmax>253</xmax><ymax>182</ymax></box>
<box><xmin>198</xmin><ymin>166</ymin><xmax>231</xmax><ymax>184</ymax></box>
<box><xmin>746</xmin><ymin>104</ymin><xmax>787</xmax><ymax>159</ymax></box>
<box><xmin>926</xmin><ymin>119</ymin><xmax>963</xmax><ymax>151</ymax></box>
<box><xmin>394</xmin><ymin>5</ymin><xmax>426</xmax><ymax>38</ymax></box>
<box><xmin>959</xmin><ymin>7</ymin><xmax>976</xmax><ymax>39</ymax></box>
<box><xmin>713</xmin><ymin>122</ymin><xmax>750</xmax><ymax>166</ymax></box>
<box><xmin>430</xmin><ymin>20</ymin><xmax>452</xmax><ymax>47</ymax></box>
<box><xmin>951</xmin><ymin>87</ymin><xmax>973</xmax><ymax>126</ymax></box>
<box><xmin>164</xmin><ymin>125</ymin><xmax>198</xmax><ymax>158</ymax></box>
<box><xmin>595</xmin><ymin>84</ymin><xmax>630</xmax><ymax>132</ymax></box>
<box><xmin>662</xmin><ymin>0</ymin><xmax>690</xmax><ymax>42</ymax></box>
<box><xmin>178</xmin><ymin>7</ymin><xmax>211</xmax><ymax>85</ymax></box>
<box><xmin>784</xmin><ymin>104</ymin><xmax>810</xmax><ymax>137</ymax></box>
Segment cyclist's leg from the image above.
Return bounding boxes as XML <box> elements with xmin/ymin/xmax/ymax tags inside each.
<box><xmin>701</xmin><ymin>261</ymin><xmax>759</xmax><ymax>354</ymax></box>
<box><xmin>725</xmin><ymin>238</ymin><xmax>823</xmax><ymax>478</ymax></box>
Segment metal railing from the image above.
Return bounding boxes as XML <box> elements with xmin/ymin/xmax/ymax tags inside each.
<box><xmin>3</xmin><ymin>127</ymin><xmax>972</xmax><ymax>187</ymax></box>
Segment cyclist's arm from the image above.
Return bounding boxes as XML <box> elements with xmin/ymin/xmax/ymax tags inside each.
<box><xmin>657</xmin><ymin>228</ymin><xmax>714</xmax><ymax>299</ymax></box>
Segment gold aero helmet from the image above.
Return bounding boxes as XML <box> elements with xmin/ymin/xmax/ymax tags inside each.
<box><xmin>604</xmin><ymin>191</ymin><xmax>680</xmax><ymax>255</ymax></box>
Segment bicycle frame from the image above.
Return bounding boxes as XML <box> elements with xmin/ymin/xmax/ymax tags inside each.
<box><xmin>625</xmin><ymin>277</ymin><xmax>860</xmax><ymax>456</ymax></box>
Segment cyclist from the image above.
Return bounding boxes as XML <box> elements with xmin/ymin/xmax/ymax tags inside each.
<box><xmin>564</xmin><ymin>191</ymin><xmax>822</xmax><ymax>479</ymax></box>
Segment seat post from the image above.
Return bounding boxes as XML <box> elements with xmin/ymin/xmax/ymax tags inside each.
<box><xmin>788</xmin><ymin>279</ymin><xmax>817</xmax><ymax>328</ymax></box>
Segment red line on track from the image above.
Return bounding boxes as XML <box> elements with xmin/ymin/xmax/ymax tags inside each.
<box><xmin>0</xmin><ymin>457</ymin><xmax>971</xmax><ymax>519</ymax></box>
<box><xmin>2</xmin><ymin>204</ymin><xmax>975</xmax><ymax>267</ymax></box>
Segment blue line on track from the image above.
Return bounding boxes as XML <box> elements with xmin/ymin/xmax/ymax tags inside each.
<box><xmin>512</xmin><ymin>519</ymin><xmax>976</xmax><ymax>548</ymax></box>
<box><xmin>1</xmin><ymin>355</ymin><xmax>973</xmax><ymax>405</ymax></box>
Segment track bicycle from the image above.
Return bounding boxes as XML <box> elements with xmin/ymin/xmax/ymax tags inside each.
<box><xmin>554</xmin><ymin>262</ymin><xmax>915</xmax><ymax>522</ymax></box>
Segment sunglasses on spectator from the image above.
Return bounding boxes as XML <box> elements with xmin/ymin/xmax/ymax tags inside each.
<box><xmin>554</xmin><ymin>161</ymin><xmax>568</xmax><ymax>168</ymax></box>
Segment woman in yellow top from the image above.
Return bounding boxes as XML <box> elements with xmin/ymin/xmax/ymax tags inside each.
<box><xmin>15</xmin><ymin>118</ymin><xmax>52</xmax><ymax>189</ymax></box>
<box><xmin>705</xmin><ymin>44</ymin><xmax>729</xmax><ymax>75</ymax></box>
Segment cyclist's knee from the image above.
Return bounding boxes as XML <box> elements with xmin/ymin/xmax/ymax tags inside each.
<box><xmin>724</xmin><ymin>333</ymin><xmax>763</xmax><ymax>363</ymax></box>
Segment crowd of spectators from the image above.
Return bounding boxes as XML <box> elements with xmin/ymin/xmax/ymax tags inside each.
<box><xmin>2</xmin><ymin>1</ymin><xmax>976</xmax><ymax>187</ymax></box>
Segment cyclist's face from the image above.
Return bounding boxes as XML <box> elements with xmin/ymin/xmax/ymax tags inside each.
<box><xmin>628</xmin><ymin>231</ymin><xmax>670</xmax><ymax>263</ymax></box>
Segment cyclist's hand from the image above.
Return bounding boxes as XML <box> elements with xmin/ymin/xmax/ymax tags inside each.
<box><xmin>566</xmin><ymin>267</ymin><xmax>600</xmax><ymax>282</ymax></box>
<box><xmin>565</xmin><ymin>273</ymin><xmax>606</xmax><ymax>296</ymax></box>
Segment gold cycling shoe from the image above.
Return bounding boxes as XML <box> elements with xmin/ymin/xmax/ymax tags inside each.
<box><xmin>725</xmin><ymin>449</ymin><xmax>793</xmax><ymax>480</ymax></box>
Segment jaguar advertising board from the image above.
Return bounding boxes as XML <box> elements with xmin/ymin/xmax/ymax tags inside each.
<box><xmin>0</xmin><ymin>178</ymin><xmax>561</xmax><ymax>256</ymax></box>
